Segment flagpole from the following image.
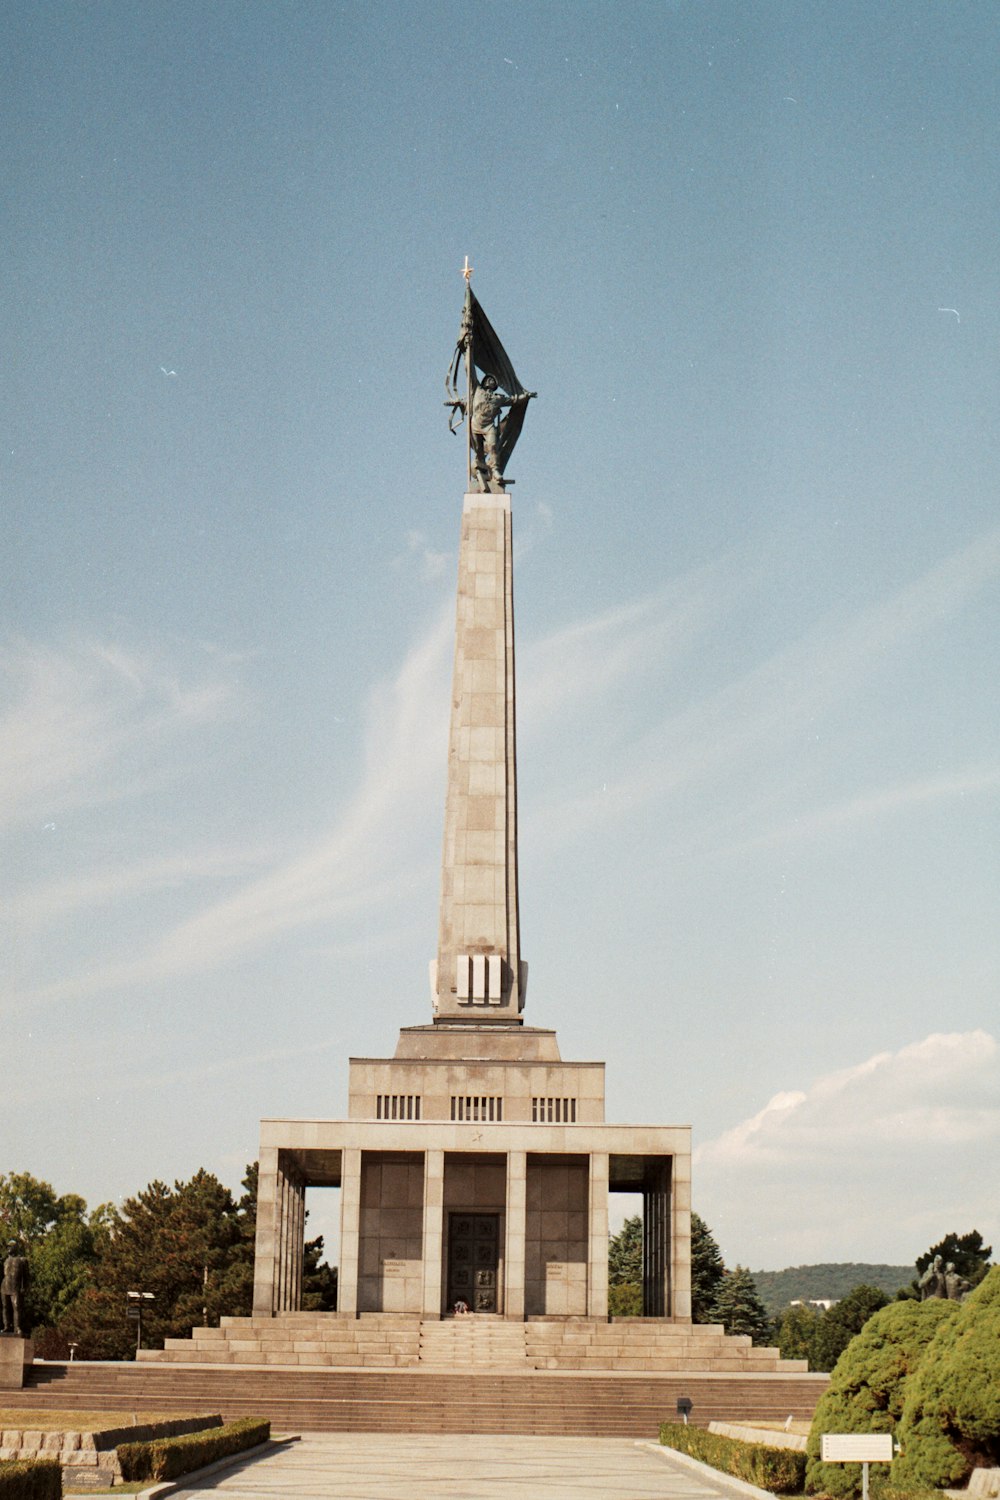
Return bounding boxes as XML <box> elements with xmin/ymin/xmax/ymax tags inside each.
<box><xmin>462</xmin><ymin>256</ymin><xmax>473</xmax><ymax>489</ymax></box>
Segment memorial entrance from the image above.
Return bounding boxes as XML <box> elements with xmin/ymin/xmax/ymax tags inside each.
<box><xmin>448</xmin><ymin>1213</ymin><xmax>499</xmax><ymax>1313</ymax></box>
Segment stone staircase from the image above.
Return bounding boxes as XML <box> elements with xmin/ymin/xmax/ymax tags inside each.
<box><xmin>136</xmin><ymin>1312</ymin><xmax>809</xmax><ymax>1375</ymax></box>
<box><xmin>4</xmin><ymin>1316</ymin><xmax>825</xmax><ymax>1438</ymax></box>
<box><xmin>15</xmin><ymin>1359</ymin><xmax>829</xmax><ymax>1437</ymax></box>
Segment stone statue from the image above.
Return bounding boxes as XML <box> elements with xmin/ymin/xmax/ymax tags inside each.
<box><xmin>944</xmin><ymin>1262</ymin><xmax>971</xmax><ymax>1302</ymax></box>
<box><xmin>445</xmin><ymin>261</ymin><xmax>536</xmax><ymax>493</ymax></box>
<box><xmin>918</xmin><ymin>1253</ymin><xmax>974</xmax><ymax>1302</ymax></box>
<box><xmin>918</xmin><ymin>1254</ymin><xmax>946</xmax><ymax>1300</ymax></box>
<box><xmin>1</xmin><ymin>1241</ymin><xmax>29</xmax><ymax>1337</ymax></box>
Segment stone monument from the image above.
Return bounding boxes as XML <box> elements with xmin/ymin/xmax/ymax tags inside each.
<box><xmin>249</xmin><ymin>265</ymin><xmax>692</xmax><ymax>1321</ymax></box>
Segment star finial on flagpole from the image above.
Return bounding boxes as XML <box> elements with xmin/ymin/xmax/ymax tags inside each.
<box><xmin>461</xmin><ymin>255</ymin><xmax>474</xmax><ymax>283</ymax></box>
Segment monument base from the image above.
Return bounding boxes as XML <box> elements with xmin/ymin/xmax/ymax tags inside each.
<box><xmin>0</xmin><ymin>1336</ymin><xmax>33</xmax><ymax>1389</ymax></box>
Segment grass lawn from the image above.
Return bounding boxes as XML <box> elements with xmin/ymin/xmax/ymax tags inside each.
<box><xmin>0</xmin><ymin>1408</ymin><xmax>202</xmax><ymax>1431</ymax></box>
<box><xmin>64</xmin><ymin>1485</ymin><xmax>148</xmax><ymax>1496</ymax></box>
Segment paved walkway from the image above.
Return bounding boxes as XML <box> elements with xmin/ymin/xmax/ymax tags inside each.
<box><xmin>156</xmin><ymin>1433</ymin><xmax>741</xmax><ymax>1499</ymax></box>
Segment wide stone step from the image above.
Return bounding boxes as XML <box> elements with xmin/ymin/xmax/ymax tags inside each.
<box><xmin>15</xmin><ymin>1361</ymin><xmax>827</xmax><ymax>1437</ymax></box>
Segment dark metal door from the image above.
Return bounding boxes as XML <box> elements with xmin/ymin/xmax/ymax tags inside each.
<box><xmin>447</xmin><ymin>1212</ymin><xmax>499</xmax><ymax>1312</ymax></box>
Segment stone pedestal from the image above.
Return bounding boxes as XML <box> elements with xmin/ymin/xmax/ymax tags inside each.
<box><xmin>0</xmin><ymin>1335</ymin><xmax>33</xmax><ymax>1389</ymax></box>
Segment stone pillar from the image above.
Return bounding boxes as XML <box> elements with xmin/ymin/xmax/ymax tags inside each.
<box><xmin>434</xmin><ymin>493</ymin><xmax>524</xmax><ymax>1018</ymax></box>
<box><xmin>504</xmin><ymin>1150</ymin><xmax>527</xmax><ymax>1319</ymax></box>
<box><xmin>290</xmin><ymin>1176</ymin><xmax>305</xmax><ymax>1311</ymax></box>
<box><xmin>422</xmin><ymin>1150</ymin><xmax>445</xmax><ymax>1316</ymax></box>
<box><xmin>0</xmin><ymin>1337</ymin><xmax>32</xmax><ymax>1390</ymax></box>
<box><xmin>252</xmin><ymin>1146</ymin><xmax>281</xmax><ymax>1315</ymax></box>
<box><xmin>587</xmin><ymin>1152</ymin><xmax>609</xmax><ymax>1318</ymax></box>
<box><xmin>672</xmin><ymin>1154</ymin><xmax>692</xmax><ymax>1321</ymax></box>
<box><xmin>338</xmin><ymin>1148</ymin><xmax>362</xmax><ymax>1316</ymax></box>
<box><xmin>274</xmin><ymin>1161</ymin><xmax>305</xmax><ymax>1314</ymax></box>
<box><xmin>642</xmin><ymin>1159</ymin><xmax>671</xmax><ymax>1318</ymax></box>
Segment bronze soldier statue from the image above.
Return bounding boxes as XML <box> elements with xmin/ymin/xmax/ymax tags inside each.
<box><xmin>470</xmin><ymin>374</ymin><xmax>531</xmax><ymax>490</ymax></box>
<box><xmin>1</xmin><ymin>1240</ymin><xmax>30</xmax><ymax>1337</ymax></box>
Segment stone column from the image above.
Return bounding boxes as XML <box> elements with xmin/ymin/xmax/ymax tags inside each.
<box><xmin>504</xmin><ymin>1150</ymin><xmax>527</xmax><ymax>1319</ymax></box>
<box><xmin>672</xmin><ymin>1154</ymin><xmax>692</xmax><ymax>1321</ymax></box>
<box><xmin>587</xmin><ymin>1152</ymin><xmax>609</xmax><ymax>1318</ymax></box>
<box><xmin>290</xmin><ymin>1176</ymin><xmax>305</xmax><ymax>1311</ymax></box>
<box><xmin>434</xmin><ymin>493</ymin><xmax>524</xmax><ymax>1018</ymax></box>
<box><xmin>422</xmin><ymin>1150</ymin><xmax>445</xmax><ymax>1316</ymax></box>
<box><xmin>252</xmin><ymin>1146</ymin><xmax>281</xmax><ymax>1315</ymax></box>
<box><xmin>338</xmin><ymin>1148</ymin><xmax>362</xmax><ymax>1316</ymax></box>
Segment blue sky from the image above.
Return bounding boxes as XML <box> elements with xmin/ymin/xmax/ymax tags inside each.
<box><xmin>5</xmin><ymin>1</ymin><xmax>998</xmax><ymax>1271</ymax></box>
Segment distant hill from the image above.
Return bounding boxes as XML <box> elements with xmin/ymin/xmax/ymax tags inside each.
<box><xmin>751</xmin><ymin>1263</ymin><xmax>912</xmax><ymax>1316</ymax></box>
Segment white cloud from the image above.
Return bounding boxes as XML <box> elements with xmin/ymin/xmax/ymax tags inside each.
<box><xmin>6</xmin><ymin>606</ymin><xmax>453</xmax><ymax>1012</ymax></box>
<box><xmin>525</xmin><ymin>521</ymin><xmax>1000</xmax><ymax>850</ymax></box>
<box><xmin>11</xmin><ymin>846</ymin><xmax>273</xmax><ymax>929</ymax></box>
<box><xmin>694</xmin><ymin>1031</ymin><xmax>1000</xmax><ymax>1267</ymax></box>
<box><xmin>0</xmin><ymin>637</ymin><xmax>240</xmax><ymax>828</ymax></box>
<box><xmin>392</xmin><ymin>529</ymin><xmax>450</xmax><ymax>581</ymax></box>
<box><xmin>723</xmin><ymin>765</ymin><xmax>1000</xmax><ymax>854</ymax></box>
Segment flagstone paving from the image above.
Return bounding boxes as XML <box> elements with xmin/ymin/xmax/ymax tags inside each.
<box><xmin>156</xmin><ymin>1432</ymin><xmax>744</xmax><ymax>1499</ymax></box>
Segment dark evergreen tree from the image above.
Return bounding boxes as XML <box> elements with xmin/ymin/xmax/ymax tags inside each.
<box><xmin>302</xmin><ymin>1236</ymin><xmax>338</xmax><ymax>1311</ymax></box>
<box><xmin>690</xmin><ymin>1213</ymin><xmax>726</xmax><ymax>1322</ymax></box>
<box><xmin>608</xmin><ymin>1215</ymin><xmax>643</xmax><ymax>1285</ymax></box>
<box><xmin>59</xmin><ymin>1168</ymin><xmax>258</xmax><ymax>1359</ymax></box>
<box><xmin>709</xmin><ymin>1265</ymin><xmax>773</xmax><ymax>1344</ymax></box>
<box><xmin>607</xmin><ymin>1215</ymin><xmax>643</xmax><ymax>1315</ymax></box>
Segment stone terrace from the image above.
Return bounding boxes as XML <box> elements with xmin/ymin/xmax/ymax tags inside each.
<box><xmin>139</xmin><ymin>1311</ymin><xmax>809</xmax><ymax>1374</ymax></box>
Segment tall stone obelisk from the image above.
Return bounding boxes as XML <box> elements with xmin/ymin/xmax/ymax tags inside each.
<box><xmin>431</xmin><ymin>265</ymin><xmax>534</xmax><ymax>1021</ymax></box>
<box><xmin>432</xmin><ymin>490</ymin><xmax>524</xmax><ymax>1018</ymax></box>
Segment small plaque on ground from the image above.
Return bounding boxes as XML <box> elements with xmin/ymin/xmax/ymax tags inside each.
<box><xmin>821</xmin><ymin>1435</ymin><xmax>894</xmax><ymax>1463</ymax></box>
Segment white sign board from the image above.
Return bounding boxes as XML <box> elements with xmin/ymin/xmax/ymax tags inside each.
<box><xmin>821</xmin><ymin>1435</ymin><xmax>894</xmax><ymax>1464</ymax></box>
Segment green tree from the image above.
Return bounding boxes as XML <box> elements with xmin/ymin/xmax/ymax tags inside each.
<box><xmin>709</xmin><ymin>1266</ymin><xmax>772</xmax><ymax>1345</ymax></box>
<box><xmin>894</xmin><ymin>1265</ymin><xmax>1000</xmax><ymax>1489</ymax></box>
<box><xmin>608</xmin><ymin>1215</ymin><xmax>642</xmax><ymax>1314</ymax></box>
<box><xmin>805</xmin><ymin>1297</ymin><xmax>958</xmax><ymax>1497</ymax></box>
<box><xmin>775</xmin><ymin>1301</ymin><xmax>821</xmax><ymax>1364</ymax></box>
<box><xmin>0</xmin><ymin>1171</ymin><xmax>65</xmax><ymax>1243</ymax></box>
<box><xmin>302</xmin><ymin>1236</ymin><xmax>338</xmax><ymax>1311</ymax></box>
<box><xmin>608</xmin><ymin>1215</ymin><xmax>642</xmax><ymax>1285</ymax></box>
<box><xmin>59</xmin><ymin>1168</ymin><xmax>257</xmax><ymax>1359</ymax></box>
<box><xmin>690</xmin><ymin>1213</ymin><xmax>726</xmax><ymax>1323</ymax></box>
<box><xmin>810</xmin><ymin>1285</ymin><xmax>890</xmax><ymax>1373</ymax></box>
<box><xmin>0</xmin><ymin>1173</ymin><xmax>107</xmax><ymax>1337</ymax></box>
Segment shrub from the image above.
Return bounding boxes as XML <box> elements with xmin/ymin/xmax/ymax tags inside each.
<box><xmin>659</xmin><ymin>1421</ymin><xmax>806</xmax><ymax>1492</ymax></box>
<box><xmin>805</xmin><ymin>1297</ymin><xmax>958</xmax><ymax>1496</ymax></box>
<box><xmin>118</xmin><ymin>1416</ymin><xmax>270</xmax><ymax>1482</ymax></box>
<box><xmin>608</xmin><ymin>1283</ymin><xmax>642</xmax><ymax>1316</ymax></box>
<box><xmin>893</xmin><ymin>1266</ymin><xmax>1000</xmax><ymax>1489</ymax></box>
<box><xmin>0</xmin><ymin>1460</ymin><xmax>62</xmax><ymax>1499</ymax></box>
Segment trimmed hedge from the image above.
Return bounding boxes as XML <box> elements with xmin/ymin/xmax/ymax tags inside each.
<box><xmin>659</xmin><ymin>1421</ymin><xmax>806</xmax><ymax>1493</ymax></box>
<box><xmin>0</xmin><ymin>1460</ymin><xmax>61</xmax><ymax>1499</ymax></box>
<box><xmin>118</xmin><ymin>1416</ymin><xmax>270</xmax><ymax>1482</ymax></box>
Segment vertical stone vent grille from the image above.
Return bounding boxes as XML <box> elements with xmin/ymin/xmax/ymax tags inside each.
<box><xmin>375</xmin><ymin>1094</ymin><xmax>422</xmax><ymax>1120</ymax></box>
<box><xmin>531</xmin><ymin>1097</ymin><xmax>577</xmax><ymax>1123</ymax></box>
<box><xmin>450</xmin><ymin>1095</ymin><xmax>503</xmax><ymax>1122</ymax></box>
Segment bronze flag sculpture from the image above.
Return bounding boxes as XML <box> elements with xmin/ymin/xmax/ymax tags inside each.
<box><xmin>445</xmin><ymin>259</ymin><xmax>536</xmax><ymax>492</ymax></box>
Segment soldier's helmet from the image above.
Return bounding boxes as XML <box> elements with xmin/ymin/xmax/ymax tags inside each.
<box><xmin>482</xmin><ymin>374</ymin><xmax>497</xmax><ymax>390</ymax></box>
